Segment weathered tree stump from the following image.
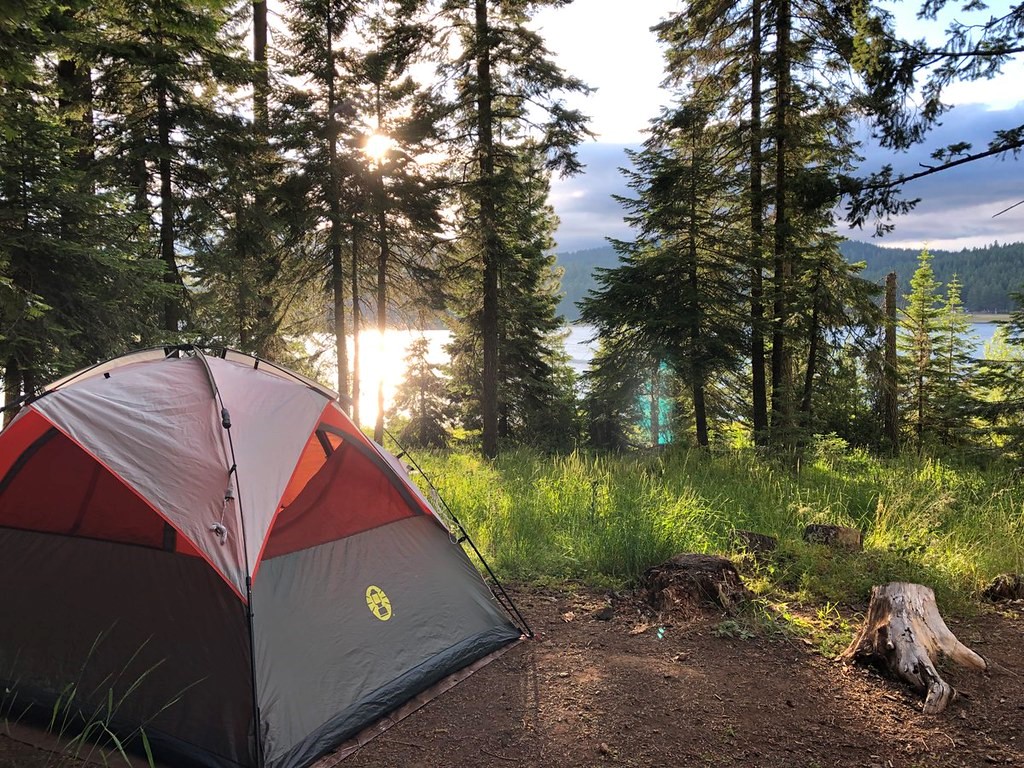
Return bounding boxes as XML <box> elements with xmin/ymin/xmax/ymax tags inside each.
<box><xmin>982</xmin><ymin>573</ymin><xmax>1024</xmax><ymax>602</ymax></box>
<box><xmin>840</xmin><ymin>582</ymin><xmax>992</xmax><ymax>713</ymax></box>
<box><xmin>732</xmin><ymin>529</ymin><xmax>778</xmax><ymax>557</ymax></box>
<box><xmin>803</xmin><ymin>523</ymin><xmax>862</xmax><ymax>550</ymax></box>
<box><xmin>640</xmin><ymin>554</ymin><xmax>749</xmax><ymax>614</ymax></box>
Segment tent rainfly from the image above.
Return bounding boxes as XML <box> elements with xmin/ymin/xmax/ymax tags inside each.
<box><xmin>0</xmin><ymin>346</ymin><xmax>523</xmax><ymax>768</ymax></box>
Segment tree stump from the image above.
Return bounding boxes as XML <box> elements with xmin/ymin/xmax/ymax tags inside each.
<box><xmin>840</xmin><ymin>582</ymin><xmax>992</xmax><ymax>713</ymax></box>
<box><xmin>640</xmin><ymin>554</ymin><xmax>749</xmax><ymax>614</ymax></box>
<box><xmin>803</xmin><ymin>524</ymin><xmax>862</xmax><ymax>550</ymax></box>
<box><xmin>982</xmin><ymin>573</ymin><xmax>1024</xmax><ymax>602</ymax></box>
<box><xmin>732</xmin><ymin>529</ymin><xmax>777</xmax><ymax>557</ymax></box>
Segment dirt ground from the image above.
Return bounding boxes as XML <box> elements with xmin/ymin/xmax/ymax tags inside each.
<box><xmin>344</xmin><ymin>586</ymin><xmax>1024</xmax><ymax>768</ymax></box>
<box><xmin>2</xmin><ymin>586</ymin><xmax>1022</xmax><ymax>768</ymax></box>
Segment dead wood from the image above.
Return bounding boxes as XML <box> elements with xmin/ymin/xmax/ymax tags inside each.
<box><xmin>640</xmin><ymin>554</ymin><xmax>749</xmax><ymax>614</ymax></box>
<box><xmin>982</xmin><ymin>573</ymin><xmax>1024</xmax><ymax>602</ymax></box>
<box><xmin>802</xmin><ymin>524</ymin><xmax>862</xmax><ymax>550</ymax></box>
<box><xmin>732</xmin><ymin>529</ymin><xmax>778</xmax><ymax>557</ymax></box>
<box><xmin>841</xmin><ymin>582</ymin><xmax>992</xmax><ymax>714</ymax></box>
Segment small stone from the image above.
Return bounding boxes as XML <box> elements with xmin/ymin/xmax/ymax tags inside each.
<box><xmin>598</xmin><ymin>742</ymin><xmax>610</xmax><ymax>756</ymax></box>
<box><xmin>557</xmin><ymin>671</ymin><xmax>569</xmax><ymax>678</ymax></box>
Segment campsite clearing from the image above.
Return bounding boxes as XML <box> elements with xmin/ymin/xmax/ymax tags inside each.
<box><xmin>5</xmin><ymin>585</ymin><xmax>1020</xmax><ymax>768</ymax></box>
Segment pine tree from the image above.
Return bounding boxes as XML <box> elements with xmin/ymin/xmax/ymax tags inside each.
<box><xmin>91</xmin><ymin>0</ymin><xmax>249</xmax><ymax>334</ymax></box>
<box><xmin>446</xmin><ymin>144</ymin><xmax>578</xmax><ymax>452</ymax></box>
<box><xmin>439</xmin><ymin>0</ymin><xmax>590</xmax><ymax>457</ymax></box>
<box><xmin>579</xmin><ymin>105</ymin><xmax>747</xmax><ymax>448</ymax></box>
<box><xmin>898</xmin><ymin>249</ymin><xmax>944</xmax><ymax>449</ymax></box>
<box><xmin>392</xmin><ymin>336</ymin><xmax>450</xmax><ymax>448</ymax></box>
<box><xmin>0</xmin><ymin>0</ymin><xmax>166</xmax><ymax>413</ymax></box>
<box><xmin>931</xmin><ymin>275</ymin><xmax>978</xmax><ymax>444</ymax></box>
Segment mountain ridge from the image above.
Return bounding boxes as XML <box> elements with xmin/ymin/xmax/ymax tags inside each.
<box><xmin>555</xmin><ymin>240</ymin><xmax>1024</xmax><ymax>321</ymax></box>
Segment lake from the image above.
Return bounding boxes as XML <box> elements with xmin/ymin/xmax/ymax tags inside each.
<box><xmin>336</xmin><ymin>322</ymin><xmax>1003</xmax><ymax>424</ymax></box>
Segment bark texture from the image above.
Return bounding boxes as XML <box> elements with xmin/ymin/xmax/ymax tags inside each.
<box><xmin>640</xmin><ymin>554</ymin><xmax>749</xmax><ymax>614</ymax></box>
<box><xmin>841</xmin><ymin>582</ymin><xmax>993</xmax><ymax>714</ymax></box>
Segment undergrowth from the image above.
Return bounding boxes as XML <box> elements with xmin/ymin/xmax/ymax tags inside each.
<box><xmin>404</xmin><ymin>440</ymin><xmax>1024</xmax><ymax>619</ymax></box>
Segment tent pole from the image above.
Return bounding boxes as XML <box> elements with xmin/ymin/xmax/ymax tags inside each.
<box><xmin>193</xmin><ymin>347</ymin><xmax>265</xmax><ymax>767</ymax></box>
<box><xmin>245</xmin><ymin>577</ymin><xmax>265</xmax><ymax>768</ymax></box>
<box><xmin>383</xmin><ymin>428</ymin><xmax>533</xmax><ymax>638</ymax></box>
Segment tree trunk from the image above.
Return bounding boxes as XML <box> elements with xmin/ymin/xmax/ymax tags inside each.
<box><xmin>769</xmin><ymin>0</ymin><xmax>793</xmax><ymax>449</ymax></box>
<box><xmin>475</xmin><ymin>0</ymin><xmax>499</xmax><ymax>459</ymax></box>
<box><xmin>883</xmin><ymin>272</ymin><xmax>899</xmax><ymax>452</ymax></box>
<box><xmin>252</xmin><ymin>1</ymin><xmax>269</xmax><ymax>128</ymax></box>
<box><xmin>351</xmin><ymin>223</ymin><xmax>361</xmax><ymax>426</ymax></box>
<box><xmin>800</xmin><ymin>262</ymin><xmax>823</xmax><ymax>420</ymax></box>
<box><xmin>157</xmin><ymin>78</ymin><xmax>181</xmax><ymax>334</ymax></box>
<box><xmin>3</xmin><ymin>358</ymin><xmax>21</xmax><ymax>428</ymax></box>
<box><xmin>841</xmin><ymin>583</ymin><xmax>995</xmax><ymax>714</ymax></box>
<box><xmin>650</xmin><ymin>361</ymin><xmax>660</xmax><ymax>447</ymax></box>
<box><xmin>326</xmin><ymin>7</ymin><xmax>349</xmax><ymax>405</ymax></box>
<box><xmin>640</xmin><ymin>554</ymin><xmax>750</xmax><ymax>615</ymax></box>
<box><xmin>688</xmin><ymin>166</ymin><xmax>708</xmax><ymax>447</ymax></box>
<box><xmin>252</xmin><ymin>0</ymin><xmax>279</xmax><ymax>360</ymax></box>
<box><xmin>374</xmin><ymin>168</ymin><xmax>390</xmax><ymax>444</ymax></box>
<box><xmin>749</xmin><ymin>0</ymin><xmax>768</xmax><ymax>447</ymax></box>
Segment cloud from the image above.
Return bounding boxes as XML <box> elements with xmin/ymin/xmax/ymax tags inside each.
<box><xmin>551</xmin><ymin>143</ymin><xmax>637</xmax><ymax>251</ymax></box>
<box><xmin>552</xmin><ymin>103</ymin><xmax>1024</xmax><ymax>252</ymax></box>
<box><xmin>846</xmin><ymin>102</ymin><xmax>1024</xmax><ymax>248</ymax></box>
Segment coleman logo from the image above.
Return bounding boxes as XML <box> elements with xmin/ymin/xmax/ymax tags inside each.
<box><xmin>365</xmin><ymin>585</ymin><xmax>392</xmax><ymax>621</ymax></box>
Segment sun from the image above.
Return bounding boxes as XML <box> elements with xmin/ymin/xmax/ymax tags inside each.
<box><xmin>363</xmin><ymin>132</ymin><xmax>395</xmax><ymax>163</ymax></box>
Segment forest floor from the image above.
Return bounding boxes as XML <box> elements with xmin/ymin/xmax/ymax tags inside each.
<box><xmin>2</xmin><ymin>585</ymin><xmax>1022</xmax><ymax>768</ymax></box>
<box><xmin>343</xmin><ymin>585</ymin><xmax>1024</xmax><ymax>768</ymax></box>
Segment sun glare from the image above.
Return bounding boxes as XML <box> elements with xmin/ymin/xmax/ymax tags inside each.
<box><xmin>363</xmin><ymin>132</ymin><xmax>395</xmax><ymax>163</ymax></box>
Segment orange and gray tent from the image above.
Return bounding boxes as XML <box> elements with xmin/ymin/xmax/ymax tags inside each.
<box><xmin>0</xmin><ymin>346</ymin><xmax>524</xmax><ymax>768</ymax></box>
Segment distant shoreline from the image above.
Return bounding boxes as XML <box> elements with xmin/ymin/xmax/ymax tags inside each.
<box><xmin>969</xmin><ymin>313</ymin><xmax>1011</xmax><ymax>323</ymax></box>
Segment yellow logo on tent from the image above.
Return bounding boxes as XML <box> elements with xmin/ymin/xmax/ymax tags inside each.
<box><xmin>365</xmin><ymin>585</ymin><xmax>392</xmax><ymax>621</ymax></box>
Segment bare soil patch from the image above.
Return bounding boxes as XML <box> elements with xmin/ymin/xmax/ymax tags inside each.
<box><xmin>347</xmin><ymin>586</ymin><xmax>1023</xmax><ymax>768</ymax></box>
<box><xmin>3</xmin><ymin>586</ymin><xmax>1022</xmax><ymax>768</ymax></box>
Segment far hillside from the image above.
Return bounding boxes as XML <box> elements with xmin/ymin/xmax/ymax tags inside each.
<box><xmin>555</xmin><ymin>240</ymin><xmax>1024</xmax><ymax>321</ymax></box>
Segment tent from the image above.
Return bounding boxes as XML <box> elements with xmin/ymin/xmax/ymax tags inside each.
<box><xmin>0</xmin><ymin>346</ymin><xmax>524</xmax><ymax>768</ymax></box>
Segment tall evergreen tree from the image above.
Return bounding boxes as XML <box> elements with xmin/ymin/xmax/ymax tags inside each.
<box><xmin>579</xmin><ymin>106</ymin><xmax>747</xmax><ymax>447</ymax></box>
<box><xmin>447</xmin><ymin>144</ymin><xmax>578</xmax><ymax>451</ymax></box>
<box><xmin>392</xmin><ymin>336</ymin><xmax>451</xmax><ymax>448</ymax></box>
<box><xmin>0</xmin><ymin>1</ymin><xmax>166</xmax><ymax>414</ymax></box>
<box><xmin>897</xmin><ymin>249</ymin><xmax>943</xmax><ymax>449</ymax></box>
<box><xmin>931</xmin><ymin>275</ymin><xmax>978</xmax><ymax>444</ymax></box>
<box><xmin>91</xmin><ymin>0</ymin><xmax>249</xmax><ymax>334</ymax></box>
<box><xmin>439</xmin><ymin>0</ymin><xmax>590</xmax><ymax>457</ymax></box>
<box><xmin>277</xmin><ymin>0</ymin><xmax>360</xmax><ymax>403</ymax></box>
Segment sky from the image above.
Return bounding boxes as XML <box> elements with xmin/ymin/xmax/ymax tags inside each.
<box><xmin>534</xmin><ymin>0</ymin><xmax>1024</xmax><ymax>253</ymax></box>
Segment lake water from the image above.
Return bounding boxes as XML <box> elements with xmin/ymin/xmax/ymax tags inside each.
<box><xmin>337</xmin><ymin>322</ymin><xmax>1002</xmax><ymax>424</ymax></box>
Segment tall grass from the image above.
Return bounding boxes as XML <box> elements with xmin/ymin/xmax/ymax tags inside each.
<box><xmin>409</xmin><ymin>440</ymin><xmax>1024</xmax><ymax>609</ymax></box>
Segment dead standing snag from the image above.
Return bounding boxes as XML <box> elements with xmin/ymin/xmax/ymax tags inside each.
<box><xmin>840</xmin><ymin>582</ymin><xmax>993</xmax><ymax>714</ymax></box>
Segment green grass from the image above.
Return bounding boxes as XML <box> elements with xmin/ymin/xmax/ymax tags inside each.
<box><xmin>406</xmin><ymin>440</ymin><xmax>1024</xmax><ymax>613</ymax></box>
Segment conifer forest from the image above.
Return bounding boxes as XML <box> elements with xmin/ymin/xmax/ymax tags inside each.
<box><xmin>2</xmin><ymin>0</ymin><xmax>1024</xmax><ymax>461</ymax></box>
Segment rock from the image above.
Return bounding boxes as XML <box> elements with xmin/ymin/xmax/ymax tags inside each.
<box><xmin>982</xmin><ymin>573</ymin><xmax>1024</xmax><ymax>602</ymax></box>
<box><xmin>592</xmin><ymin>605</ymin><xmax>615</xmax><ymax>621</ymax></box>
<box><xmin>802</xmin><ymin>523</ymin><xmax>862</xmax><ymax>550</ymax></box>
<box><xmin>639</xmin><ymin>553</ymin><xmax>749</xmax><ymax>614</ymax></box>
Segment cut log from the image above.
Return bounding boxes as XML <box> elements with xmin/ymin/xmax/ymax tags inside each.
<box><xmin>803</xmin><ymin>523</ymin><xmax>862</xmax><ymax>550</ymax></box>
<box><xmin>840</xmin><ymin>582</ymin><xmax>991</xmax><ymax>714</ymax></box>
<box><xmin>640</xmin><ymin>554</ymin><xmax>749</xmax><ymax>615</ymax></box>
